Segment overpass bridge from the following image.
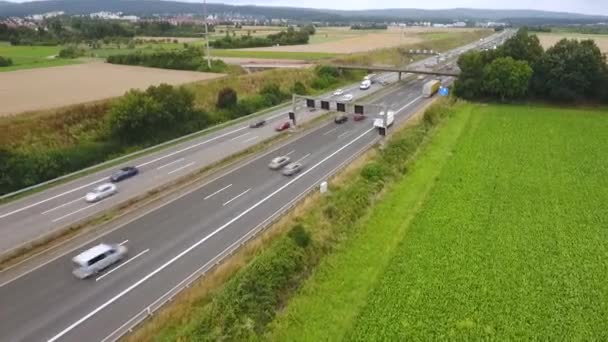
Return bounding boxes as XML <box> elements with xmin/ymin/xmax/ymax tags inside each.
<box><xmin>330</xmin><ymin>64</ymin><xmax>460</xmax><ymax>80</ymax></box>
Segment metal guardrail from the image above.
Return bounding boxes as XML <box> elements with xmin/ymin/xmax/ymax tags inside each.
<box><xmin>100</xmin><ymin>133</ymin><xmax>381</xmax><ymax>342</ymax></box>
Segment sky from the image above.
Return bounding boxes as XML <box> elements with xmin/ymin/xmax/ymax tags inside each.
<box><xmin>4</xmin><ymin>0</ymin><xmax>608</xmax><ymax>16</ymax></box>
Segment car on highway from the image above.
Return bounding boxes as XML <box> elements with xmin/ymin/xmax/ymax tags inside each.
<box><xmin>72</xmin><ymin>243</ymin><xmax>128</xmax><ymax>279</ymax></box>
<box><xmin>334</xmin><ymin>115</ymin><xmax>348</xmax><ymax>124</ymax></box>
<box><xmin>282</xmin><ymin>162</ymin><xmax>303</xmax><ymax>176</ymax></box>
<box><xmin>275</xmin><ymin>121</ymin><xmax>291</xmax><ymax>131</ymax></box>
<box><xmin>341</xmin><ymin>94</ymin><xmax>354</xmax><ymax>102</ymax></box>
<box><xmin>249</xmin><ymin>119</ymin><xmax>266</xmax><ymax>128</ymax></box>
<box><xmin>268</xmin><ymin>156</ymin><xmax>291</xmax><ymax>170</ymax></box>
<box><xmin>333</xmin><ymin>88</ymin><xmax>344</xmax><ymax>96</ymax></box>
<box><xmin>354</xmin><ymin>114</ymin><xmax>366</xmax><ymax>122</ymax></box>
<box><xmin>110</xmin><ymin>166</ymin><xmax>138</xmax><ymax>182</ymax></box>
<box><xmin>85</xmin><ymin>183</ymin><xmax>117</xmax><ymax>203</ymax></box>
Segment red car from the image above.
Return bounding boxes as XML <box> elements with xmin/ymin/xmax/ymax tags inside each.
<box><xmin>275</xmin><ymin>121</ymin><xmax>291</xmax><ymax>131</ymax></box>
<box><xmin>354</xmin><ymin>114</ymin><xmax>366</xmax><ymax>121</ymax></box>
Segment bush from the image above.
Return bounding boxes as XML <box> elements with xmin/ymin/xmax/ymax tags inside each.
<box><xmin>288</xmin><ymin>224</ymin><xmax>311</xmax><ymax>248</ymax></box>
<box><xmin>260</xmin><ymin>84</ymin><xmax>288</xmax><ymax>105</ymax></box>
<box><xmin>58</xmin><ymin>46</ymin><xmax>83</xmax><ymax>59</ymax></box>
<box><xmin>0</xmin><ymin>56</ymin><xmax>13</xmax><ymax>67</ymax></box>
<box><xmin>360</xmin><ymin>162</ymin><xmax>387</xmax><ymax>184</ymax></box>
<box><xmin>107</xmin><ymin>49</ymin><xmax>227</xmax><ymax>73</ymax></box>
<box><xmin>108</xmin><ymin>84</ymin><xmax>199</xmax><ymax>143</ymax></box>
<box><xmin>217</xmin><ymin>87</ymin><xmax>238</xmax><ymax>109</ymax></box>
<box><xmin>291</xmin><ymin>81</ymin><xmax>308</xmax><ymax>95</ymax></box>
<box><xmin>315</xmin><ymin>65</ymin><xmax>340</xmax><ymax>78</ymax></box>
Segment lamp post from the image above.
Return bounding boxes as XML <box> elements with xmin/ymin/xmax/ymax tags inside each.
<box><xmin>203</xmin><ymin>0</ymin><xmax>211</xmax><ymax>68</ymax></box>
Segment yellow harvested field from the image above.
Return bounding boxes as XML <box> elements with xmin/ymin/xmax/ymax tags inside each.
<box><xmin>0</xmin><ymin>62</ymin><xmax>224</xmax><ymax>115</ymax></box>
<box><xmin>537</xmin><ymin>33</ymin><xmax>608</xmax><ymax>53</ymax></box>
<box><xmin>237</xmin><ymin>27</ymin><xmax>483</xmax><ymax>54</ymax></box>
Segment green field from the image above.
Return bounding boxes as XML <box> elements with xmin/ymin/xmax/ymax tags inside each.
<box><xmin>0</xmin><ymin>42</ymin><xmax>79</xmax><ymax>71</ymax></box>
<box><xmin>267</xmin><ymin>103</ymin><xmax>608</xmax><ymax>340</ymax></box>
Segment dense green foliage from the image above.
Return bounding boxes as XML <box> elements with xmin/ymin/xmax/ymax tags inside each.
<box><xmin>108</xmin><ymin>84</ymin><xmax>205</xmax><ymax>144</ymax></box>
<box><xmin>482</xmin><ymin>57</ymin><xmax>533</xmax><ymax>101</ymax></box>
<box><xmin>0</xmin><ymin>55</ymin><xmax>13</xmax><ymax>66</ymax></box>
<box><xmin>57</xmin><ymin>46</ymin><xmax>84</xmax><ymax>58</ymax></box>
<box><xmin>455</xmin><ymin>27</ymin><xmax>608</xmax><ymax>103</ymax></box>
<box><xmin>134</xmin><ymin>21</ymin><xmax>213</xmax><ymax>37</ymax></box>
<box><xmin>210</xmin><ymin>26</ymin><xmax>310</xmax><ymax>49</ymax></box>
<box><xmin>347</xmin><ymin>104</ymin><xmax>608</xmax><ymax>340</ymax></box>
<box><xmin>106</xmin><ymin>48</ymin><xmax>227</xmax><ymax>72</ymax></box>
<box><xmin>216</xmin><ymin>87</ymin><xmax>238</xmax><ymax>109</ymax></box>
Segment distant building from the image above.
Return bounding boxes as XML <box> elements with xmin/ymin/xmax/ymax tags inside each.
<box><xmin>453</xmin><ymin>21</ymin><xmax>467</xmax><ymax>27</ymax></box>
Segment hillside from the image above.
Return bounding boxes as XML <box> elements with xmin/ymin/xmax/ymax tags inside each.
<box><xmin>0</xmin><ymin>0</ymin><xmax>606</xmax><ymax>24</ymax></box>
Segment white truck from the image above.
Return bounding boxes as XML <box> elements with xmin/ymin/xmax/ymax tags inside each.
<box><xmin>422</xmin><ymin>80</ymin><xmax>441</xmax><ymax>98</ymax></box>
<box><xmin>373</xmin><ymin>110</ymin><xmax>395</xmax><ymax>129</ymax></box>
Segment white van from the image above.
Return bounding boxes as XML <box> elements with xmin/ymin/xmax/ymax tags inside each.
<box><xmin>72</xmin><ymin>243</ymin><xmax>128</xmax><ymax>279</ymax></box>
<box><xmin>360</xmin><ymin>80</ymin><xmax>371</xmax><ymax>90</ymax></box>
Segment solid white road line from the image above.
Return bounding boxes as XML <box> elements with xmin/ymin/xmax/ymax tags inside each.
<box><xmin>95</xmin><ymin>249</ymin><xmax>150</xmax><ymax>282</ymax></box>
<box><xmin>0</xmin><ymin>177</ymin><xmax>107</xmax><ymax>219</ymax></box>
<box><xmin>284</xmin><ymin>150</ymin><xmax>295</xmax><ymax>156</ymax></box>
<box><xmin>396</xmin><ymin>96</ymin><xmax>423</xmax><ymax>113</ymax></box>
<box><xmin>41</xmin><ymin>197</ymin><xmax>85</xmax><ymax>215</ymax></box>
<box><xmin>51</xmin><ymin>203</ymin><xmax>100</xmax><ymax>223</ymax></box>
<box><xmin>156</xmin><ymin>158</ymin><xmax>185</xmax><ymax>170</ymax></box>
<box><xmin>119</xmin><ymin>240</ymin><xmax>129</xmax><ymax>246</ymax></box>
<box><xmin>323</xmin><ymin>128</ymin><xmax>337</xmax><ymax>136</ymax></box>
<box><xmin>295</xmin><ymin>153</ymin><xmax>311</xmax><ymax>164</ymax></box>
<box><xmin>203</xmin><ymin>184</ymin><xmax>233</xmax><ymax>200</ymax></box>
<box><xmin>222</xmin><ymin>188</ymin><xmax>252</xmax><ymax>206</ymax></box>
<box><xmin>230</xmin><ymin>132</ymin><xmax>251</xmax><ymax>141</ymax></box>
<box><xmin>136</xmin><ymin>127</ymin><xmax>247</xmax><ymax>169</ymax></box>
<box><xmin>167</xmin><ymin>162</ymin><xmax>195</xmax><ymax>175</ymax></box>
<box><xmin>47</xmin><ymin>125</ymin><xmax>377</xmax><ymax>342</ymax></box>
<box><xmin>338</xmin><ymin>130</ymin><xmax>352</xmax><ymax>139</ymax></box>
<box><xmin>242</xmin><ymin>136</ymin><xmax>258</xmax><ymax>143</ymax></box>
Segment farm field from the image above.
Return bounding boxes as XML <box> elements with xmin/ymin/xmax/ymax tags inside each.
<box><xmin>0</xmin><ymin>62</ymin><xmax>223</xmax><ymax>115</ymax></box>
<box><xmin>537</xmin><ymin>32</ymin><xmax>608</xmax><ymax>52</ymax></box>
<box><xmin>0</xmin><ymin>42</ymin><xmax>79</xmax><ymax>71</ymax></box>
<box><xmin>237</xmin><ymin>27</ymin><xmax>489</xmax><ymax>54</ymax></box>
<box><xmin>267</xmin><ymin>103</ymin><xmax>608</xmax><ymax>340</ymax></box>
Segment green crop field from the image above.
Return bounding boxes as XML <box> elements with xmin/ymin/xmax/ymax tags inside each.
<box><xmin>267</xmin><ymin>103</ymin><xmax>608</xmax><ymax>340</ymax></box>
<box><xmin>0</xmin><ymin>42</ymin><xmax>79</xmax><ymax>71</ymax></box>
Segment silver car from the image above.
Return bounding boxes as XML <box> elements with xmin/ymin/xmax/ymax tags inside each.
<box><xmin>72</xmin><ymin>243</ymin><xmax>128</xmax><ymax>279</ymax></box>
<box><xmin>85</xmin><ymin>183</ymin><xmax>117</xmax><ymax>203</ymax></box>
<box><xmin>269</xmin><ymin>156</ymin><xmax>291</xmax><ymax>170</ymax></box>
<box><xmin>282</xmin><ymin>162</ymin><xmax>302</xmax><ymax>176</ymax></box>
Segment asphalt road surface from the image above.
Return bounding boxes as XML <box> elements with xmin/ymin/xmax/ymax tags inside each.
<box><xmin>0</xmin><ymin>31</ymin><xmax>511</xmax><ymax>342</ymax></box>
<box><xmin>0</xmin><ymin>30</ymin><xmax>511</xmax><ymax>256</ymax></box>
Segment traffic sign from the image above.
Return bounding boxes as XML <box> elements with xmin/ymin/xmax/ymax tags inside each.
<box><xmin>439</xmin><ymin>87</ymin><xmax>449</xmax><ymax>96</ymax></box>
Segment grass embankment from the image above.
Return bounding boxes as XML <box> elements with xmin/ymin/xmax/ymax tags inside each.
<box><xmin>0</xmin><ymin>42</ymin><xmax>79</xmax><ymax>71</ymax></box>
<box><xmin>333</xmin><ymin>29</ymin><xmax>492</xmax><ymax>65</ymax></box>
<box><xmin>125</xmin><ymin>97</ymin><xmax>456</xmax><ymax>341</ymax></box>
<box><xmin>0</xmin><ymin>67</ymin><xmax>363</xmax><ymax>196</ymax></box>
<box><xmin>268</xmin><ymin>103</ymin><xmax>608</xmax><ymax>340</ymax></box>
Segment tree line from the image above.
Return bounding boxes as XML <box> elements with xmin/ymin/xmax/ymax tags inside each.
<box><xmin>0</xmin><ymin>56</ymin><xmax>13</xmax><ymax>67</ymax></box>
<box><xmin>106</xmin><ymin>48</ymin><xmax>227</xmax><ymax>72</ymax></box>
<box><xmin>454</xmin><ymin>28</ymin><xmax>608</xmax><ymax>103</ymax></box>
<box><xmin>210</xmin><ymin>26</ymin><xmax>313</xmax><ymax>49</ymax></box>
<box><xmin>351</xmin><ymin>24</ymin><xmax>388</xmax><ymax>30</ymax></box>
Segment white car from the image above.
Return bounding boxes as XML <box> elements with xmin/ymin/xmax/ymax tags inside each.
<box><xmin>268</xmin><ymin>156</ymin><xmax>291</xmax><ymax>170</ymax></box>
<box><xmin>341</xmin><ymin>94</ymin><xmax>353</xmax><ymax>102</ymax></box>
<box><xmin>72</xmin><ymin>243</ymin><xmax>128</xmax><ymax>279</ymax></box>
<box><xmin>85</xmin><ymin>183</ymin><xmax>117</xmax><ymax>203</ymax></box>
<box><xmin>333</xmin><ymin>89</ymin><xmax>344</xmax><ymax>96</ymax></box>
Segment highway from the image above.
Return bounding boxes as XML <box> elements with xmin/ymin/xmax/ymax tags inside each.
<box><xmin>0</xmin><ymin>31</ymin><xmax>511</xmax><ymax>342</ymax></box>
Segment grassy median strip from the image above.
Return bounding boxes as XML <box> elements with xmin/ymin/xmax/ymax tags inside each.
<box><xmin>124</xmin><ymin>97</ymin><xmax>457</xmax><ymax>341</ymax></box>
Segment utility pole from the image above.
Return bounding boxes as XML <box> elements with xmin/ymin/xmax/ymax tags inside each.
<box><xmin>203</xmin><ymin>0</ymin><xmax>211</xmax><ymax>69</ymax></box>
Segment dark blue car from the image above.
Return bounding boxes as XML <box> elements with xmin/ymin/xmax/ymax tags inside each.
<box><xmin>110</xmin><ymin>166</ymin><xmax>139</xmax><ymax>182</ymax></box>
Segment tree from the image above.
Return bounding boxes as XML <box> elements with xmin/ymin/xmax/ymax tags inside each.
<box><xmin>301</xmin><ymin>24</ymin><xmax>316</xmax><ymax>35</ymax></box>
<box><xmin>291</xmin><ymin>81</ymin><xmax>308</xmax><ymax>95</ymax></box>
<box><xmin>498</xmin><ymin>27</ymin><xmax>544</xmax><ymax>64</ymax></box>
<box><xmin>531</xmin><ymin>39</ymin><xmax>608</xmax><ymax>102</ymax></box>
<box><xmin>453</xmin><ymin>51</ymin><xmax>486</xmax><ymax>99</ymax></box>
<box><xmin>482</xmin><ymin>57</ymin><xmax>533</xmax><ymax>101</ymax></box>
<box><xmin>0</xmin><ymin>56</ymin><xmax>13</xmax><ymax>67</ymax></box>
<box><xmin>217</xmin><ymin>87</ymin><xmax>238</xmax><ymax>108</ymax></box>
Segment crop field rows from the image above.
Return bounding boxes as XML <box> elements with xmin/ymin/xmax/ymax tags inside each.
<box><xmin>267</xmin><ymin>103</ymin><xmax>608</xmax><ymax>340</ymax></box>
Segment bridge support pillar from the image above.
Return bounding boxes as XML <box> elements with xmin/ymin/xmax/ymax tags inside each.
<box><xmin>398</xmin><ymin>72</ymin><xmax>402</xmax><ymax>81</ymax></box>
